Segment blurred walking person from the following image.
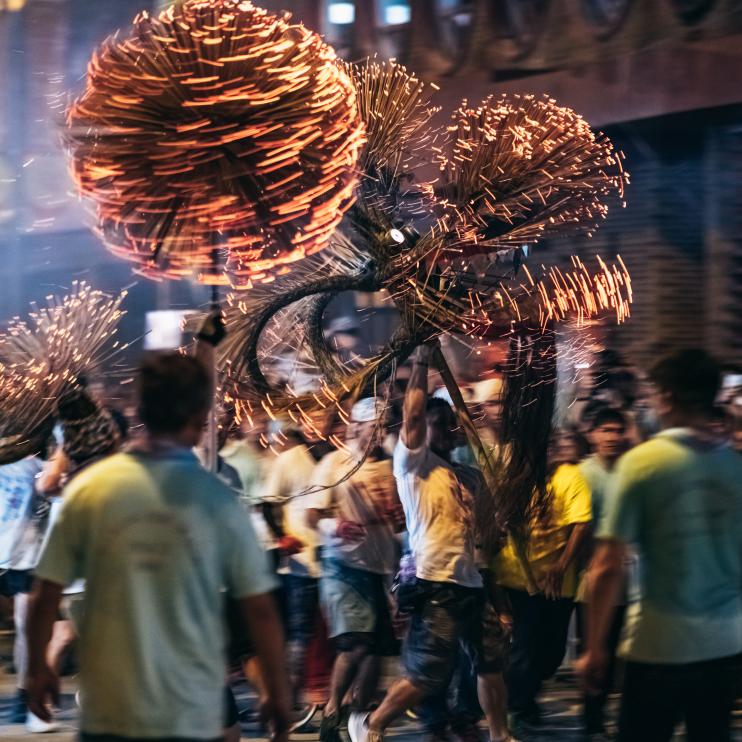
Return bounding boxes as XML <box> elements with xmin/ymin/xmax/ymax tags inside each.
<box><xmin>25</xmin><ymin>353</ymin><xmax>290</xmax><ymax>742</ymax></box>
<box><xmin>494</xmin><ymin>431</ymin><xmax>592</xmax><ymax>731</ymax></box>
<box><xmin>576</xmin><ymin>407</ymin><xmax>631</xmax><ymax>736</ymax></box>
<box><xmin>261</xmin><ymin>414</ymin><xmax>333</xmax><ymax>726</ymax></box>
<box><xmin>349</xmin><ymin>343</ymin><xmax>514</xmax><ymax>742</ymax></box>
<box><xmin>0</xmin><ymin>450</ymin><xmax>46</xmax><ymax>726</ymax></box>
<box><xmin>306</xmin><ymin>398</ymin><xmax>404</xmax><ymax>742</ymax></box>
<box><xmin>577</xmin><ymin>349</ymin><xmax>742</xmax><ymax>742</ymax></box>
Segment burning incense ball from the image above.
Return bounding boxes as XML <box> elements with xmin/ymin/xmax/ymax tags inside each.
<box><xmin>0</xmin><ymin>282</ymin><xmax>127</xmax><ymax>465</ymax></box>
<box><xmin>436</xmin><ymin>93</ymin><xmax>628</xmax><ymax>255</ymax></box>
<box><xmin>65</xmin><ymin>0</ymin><xmax>365</xmax><ymax>286</ymax></box>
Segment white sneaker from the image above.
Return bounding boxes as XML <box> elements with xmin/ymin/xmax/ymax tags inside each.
<box><xmin>348</xmin><ymin>712</ymin><xmax>383</xmax><ymax>742</ymax></box>
<box><xmin>26</xmin><ymin>711</ymin><xmax>59</xmax><ymax>733</ymax></box>
<box><xmin>289</xmin><ymin>702</ymin><xmax>319</xmax><ymax>732</ymax></box>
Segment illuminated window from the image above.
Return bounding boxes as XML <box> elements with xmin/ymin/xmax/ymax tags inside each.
<box><xmin>377</xmin><ymin>0</ymin><xmax>411</xmax><ymax>26</ymax></box>
<box><xmin>327</xmin><ymin>1</ymin><xmax>355</xmax><ymax>25</ymax></box>
<box><xmin>384</xmin><ymin>3</ymin><xmax>411</xmax><ymax>25</ymax></box>
<box><xmin>0</xmin><ymin>0</ymin><xmax>27</xmax><ymax>10</ymax></box>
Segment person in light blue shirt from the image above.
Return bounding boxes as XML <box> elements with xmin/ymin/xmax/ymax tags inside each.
<box><xmin>25</xmin><ymin>353</ymin><xmax>291</xmax><ymax>742</ymax></box>
<box><xmin>577</xmin><ymin>349</ymin><xmax>742</xmax><ymax>742</ymax></box>
<box><xmin>576</xmin><ymin>406</ymin><xmax>631</xmax><ymax>735</ymax></box>
<box><xmin>579</xmin><ymin>407</ymin><xmax>629</xmax><ymax>532</ymax></box>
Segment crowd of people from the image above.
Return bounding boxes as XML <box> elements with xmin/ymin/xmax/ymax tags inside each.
<box><xmin>1</xmin><ymin>332</ymin><xmax>741</xmax><ymax>742</ymax></box>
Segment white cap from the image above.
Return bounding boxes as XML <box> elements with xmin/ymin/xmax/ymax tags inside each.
<box><xmin>350</xmin><ymin>397</ymin><xmax>385</xmax><ymax>423</ymax></box>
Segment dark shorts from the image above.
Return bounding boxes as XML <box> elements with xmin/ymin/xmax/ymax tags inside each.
<box><xmin>0</xmin><ymin>569</ymin><xmax>33</xmax><ymax>597</ymax></box>
<box><xmin>281</xmin><ymin>573</ymin><xmax>319</xmax><ymax>644</ymax></box>
<box><xmin>320</xmin><ymin>558</ymin><xmax>399</xmax><ymax>656</ymax></box>
<box><xmin>403</xmin><ymin>580</ymin><xmax>510</xmax><ymax>694</ymax></box>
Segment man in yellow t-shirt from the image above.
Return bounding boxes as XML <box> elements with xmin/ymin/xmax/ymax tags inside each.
<box><xmin>493</xmin><ymin>459</ymin><xmax>592</xmax><ymax>727</ymax></box>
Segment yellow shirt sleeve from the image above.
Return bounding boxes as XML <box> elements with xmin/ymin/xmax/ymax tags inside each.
<box><xmin>550</xmin><ymin>464</ymin><xmax>592</xmax><ymax>527</ymax></box>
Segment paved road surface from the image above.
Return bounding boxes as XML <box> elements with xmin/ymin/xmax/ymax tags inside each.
<box><xmin>2</xmin><ymin>665</ymin><xmax>741</xmax><ymax>742</ymax></box>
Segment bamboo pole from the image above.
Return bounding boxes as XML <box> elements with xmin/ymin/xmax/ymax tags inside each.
<box><xmin>207</xmin><ymin>250</ymin><xmax>220</xmax><ymax>474</ymax></box>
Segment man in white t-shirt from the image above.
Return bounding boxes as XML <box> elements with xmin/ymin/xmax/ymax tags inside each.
<box><xmin>25</xmin><ymin>353</ymin><xmax>290</xmax><ymax>742</ymax></box>
<box><xmin>261</xmin><ymin>420</ymin><xmax>333</xmax><ymax>717</ymax></box>
<box><xmin>349</xmin><ymin>344</ymin><xmax>514</xmax><ymax>742</ymax></box>
<box><xmin>306</xmin><ymin>398</ymin><xmax>404</xmax><ymax>742</ymax></box>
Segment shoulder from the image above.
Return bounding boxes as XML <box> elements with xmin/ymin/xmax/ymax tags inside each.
<box><xmin>3</xmin><ymin>455</ymin><xmax>43</xmax><ymax>476</ymax></box>
<box><xmin>185</xmin><ymin>461</ymin><xmax>240</xmax><ymax>500</ymax></box>
<box><xmin>578</xmin><ymin>456</ymin><xmax>598</xmax><ymax>476</ymax></box>
<box><xmin>323</xmin><ymin>448</ymin><xmax>350</xmax><ymax>467</ymax></box>
<box><xmin>359</xmin><ymin>455</ymin><xmax>395</xmax><ymax>483</ymax></box>
<box><xmin>268</xmin><ymin>444</ymin><xmax>301</xmax><ymax>465</ymax></box>
<box><xmin>709</xmin><ymin>446</ymin><xmax>742</xmax><ymax>490</ymax></box>
<box><xmin>393</xmin><ymin>437</ymin><xmax>428</xmax><ymax>475</ymax></box>
<box><xmin>551</xmin><ymin>463</ymin><xmax>589</xmax><ymax>492</ymax></box>
<box><xmin>613</xmin><ymin>436</ymin><xmax>681</xmax><ymax>482</ymax></box>
<box><xmin>371</xmin><ymin>456</ymin><xmax>394</xmax><ymax>474</ymax></box>
<box><xmin>64</xmin><ymin>452</ymin><xmax>137</xmax><ymax>492</ymax></box>
<box><xmin>314</xmin><ymin>448</ymin><xmax>351</xmax><ymax>478</ymax></box>
<box><xmin>623</xmin><ymin>435</ymin><xmax>671</xmax><ymax>460</ymax></box>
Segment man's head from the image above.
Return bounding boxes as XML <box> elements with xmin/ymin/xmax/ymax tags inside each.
<box><xmin>649</xmin><ymin>349</ymin><xmax>721</xmax><ymax>425</ymax></box>
<box><xmin>426</xmin><ymin>397</ymin><xmax>458</xmax><ymax>458</ymax></box>
<box><xmin>347</xmin><ymin>397</ymin><xmax>387</xmax><ymax>453</ymax></box>
<box><xmin>547</xmin><ymin>429</ymin><xmax>582</xmax><ymax>469</ymax></box>
<box><xmin>299</xmin><ymin>408</ymin><xmax>331</xmax><ymax>444</ymax></box>
<box><xmin>137</xmin><ymin>353</ymin><xmax>211</xmax><ymax>447</ymax></box>
<box><xmin>588</xmin><ymin>407</ymin><xmax>628</xmax><ymax>464</ymax></box>
<box><xmin>472</xmin><ymin>377</ymin><xmax>504</xmax><ymax>431</ymax></box>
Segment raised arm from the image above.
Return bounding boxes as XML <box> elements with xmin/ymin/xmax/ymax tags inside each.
<box><xmin>401</xmin><ymin>344</ymin><xmax>432</xmax><ymax>450</ymax></box>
